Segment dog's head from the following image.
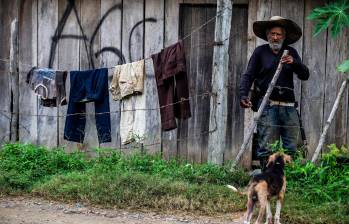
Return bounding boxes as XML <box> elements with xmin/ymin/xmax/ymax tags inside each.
<box><xmin>266</xmin><ymin>152</ymin><xmax>292</xmax><ymax>169</ymax></box>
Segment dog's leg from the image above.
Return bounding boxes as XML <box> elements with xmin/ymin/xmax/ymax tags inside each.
<box><xmin>264</xmin><ymin>201</ymin><xmax>272</xmax><ymax>224</ymax></box>
<box><xmin>244</xmin><ymin>197</ymin><xmax>255</xmax><ymax>224</ymax></box>
<box><xmin>244</xmin><ymin>191</ymin><xmax>255</xmax><ymax>224</ymax></box>
<box><xmin>275</xmin><ymin>176</ymin><xmax>286</xmax><ymax>224</ymax></box>
<box><xmin>274</xmin><ymin>199</ymin><xmax>282</xmax><ymax>224</ymax></box>
<box><xmin>255</xmin><ymin>195</ymin><xmax>267</xmax><ymax>224</ymax></box>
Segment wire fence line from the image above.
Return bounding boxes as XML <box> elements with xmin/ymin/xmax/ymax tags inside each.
<box><xmin>0</xmin><ymin>4</ymin><xmax>345</xmax><ymax>157</ymax></box>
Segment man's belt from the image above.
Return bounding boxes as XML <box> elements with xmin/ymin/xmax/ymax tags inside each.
<box><xmin>269</xmin><ymin>100</ymin><xmax>295</xmax><ymax>107</ymax></box>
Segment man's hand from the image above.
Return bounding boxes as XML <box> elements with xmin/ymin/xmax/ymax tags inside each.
<box><xmin>281</xmin><ymin>55</ymin><xmax>294</xmax><ymax>64</ymax></box>
<box><xmin>240</xmin><ymin>98</ymin><xmax>252</xmax><ymax>108</ymax></box>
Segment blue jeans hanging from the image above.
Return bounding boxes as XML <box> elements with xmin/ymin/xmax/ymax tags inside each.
<box><xmin>64</xmin><ymin>68</ymin><xmax>111</xmax><ymax>143</ymax></box>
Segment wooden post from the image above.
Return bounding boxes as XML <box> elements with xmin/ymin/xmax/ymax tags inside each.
<box><xmin>10</xmin><ymin>19</ymin><xmax>19</xmax><ymax>142</ymax></box>
<box><xmin>207</xmin><ymin>0</ymin><xmax>232</xmax><ymax>165</ymax></box>
<box><xmin>234</xmin><ymin>50</ymin><xmax>289</xmax><ymax>165</ymax></box>
<box><xmin>311</xmin><ymin>78</ymin><xmax>348</xmax><ymax>163</ymax></box>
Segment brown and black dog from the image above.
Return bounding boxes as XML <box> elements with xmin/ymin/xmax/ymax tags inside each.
<box><xmin>228</xmin><ymin>152</ymin><xmax>292</xmax><ymax>224</ymax></box>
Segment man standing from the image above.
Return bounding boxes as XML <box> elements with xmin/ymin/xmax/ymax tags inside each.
<box><xmin>239</xmin><ymin>16</ymin><xmax>310</xmax><ymax>169</ymax></box>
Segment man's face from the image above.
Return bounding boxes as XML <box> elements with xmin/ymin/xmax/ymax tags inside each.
<box><xmin>267</xmin><ymin>27</ymin><xmax>285</xmax><ymax>51</ymax></box>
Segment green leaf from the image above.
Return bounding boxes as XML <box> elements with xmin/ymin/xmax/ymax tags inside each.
<box><xmin>337</xmin><ymin>60</ymin><xmax>349</xmax><ymax>73</ymax></box>
<box><xmin>308</xmin><ymin>0</ymin><xmax>349</xmax><ymax>37</ymax></box>
<box><xmin>313</xmin><ymin>17</ymin><xmax>333</xmax><ymax>36</ymax></box>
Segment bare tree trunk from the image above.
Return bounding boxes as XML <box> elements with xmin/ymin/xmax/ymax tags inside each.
<box><xmin>311</xmin><ymin>78</ymin><xmax>348</xmax><ymax>163</ymax></box>
<box><xmin>207</xmin><ymin>0</ymin><xmax>232</xmax><ymax>165</ymax></box>
<box><xmin>234</xmin><ymin>50</ymin><xmax>289</xmax><ymax>165</ymax></box>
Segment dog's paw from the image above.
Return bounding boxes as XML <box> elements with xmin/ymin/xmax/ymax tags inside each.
<box><xmin>243</xmin><ymin>221</ymin><xmax>250</xmax><ymax>224</ymax></box>
<box><xmin>274</xmin><ymin>219</ymin><xmax>281</xmax><ymax>224</ymax></box>
<box><xmin>264</xmin><ymin>218</ymin><xmax>273</xmax><ymax>224</ymax></box>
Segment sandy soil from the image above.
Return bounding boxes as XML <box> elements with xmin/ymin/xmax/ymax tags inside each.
<box><xmin>0</xmin><ymin>196</ymin><xmax>243</xmax><ymax>224</ymax></box>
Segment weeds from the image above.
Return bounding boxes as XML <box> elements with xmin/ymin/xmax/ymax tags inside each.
<box><xmin>0</xmin><ymin>143</ymin><xmax>348</xmax><ymax>223</ymax></box>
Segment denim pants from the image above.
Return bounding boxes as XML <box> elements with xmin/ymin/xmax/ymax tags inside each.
<box><xmin>64</xmin><ymin>68</ymin><xmax>111</xmax><ymax>143</ymax></box>
<box><xmin>257</xmin><ymin>103</ymin><xmax>300</xmax><ymax>157</ymax></box>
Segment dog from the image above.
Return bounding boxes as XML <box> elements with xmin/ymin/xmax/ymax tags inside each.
<box><xmin>228</xmin><ymin>152</ymin><xmax>292</xmax><ymax>224</ymax></box>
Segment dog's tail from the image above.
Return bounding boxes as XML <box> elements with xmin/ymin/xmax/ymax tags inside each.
<box><xmin>226</xmin><ymin>184</ymin><xmax>238</xmax><ymax>192</ymax></box>
<box><xmin>226</xmin><ymin>185</ymin><xmax>247</xmax><ymax>195</ymax></box>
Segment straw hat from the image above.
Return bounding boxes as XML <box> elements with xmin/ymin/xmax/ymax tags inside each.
<box><xmin>253</xmin><ymin>16</ymin><xmax>302</xmax><ymax>45</ymax></box>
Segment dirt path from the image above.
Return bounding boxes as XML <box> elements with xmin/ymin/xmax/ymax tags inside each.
<box><xmin>0</xmin><ymin>196</ymin><xmax>243</xmax><ymax>224</ymax></box>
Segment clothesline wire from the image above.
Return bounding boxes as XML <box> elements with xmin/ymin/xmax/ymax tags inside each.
<box><xmin>0</xmin><ymin>91</ymin><xmax>215</xmax><ymax>118</ymax></box>
<box><xmin>0</xmin><ymin>6</ymin><xmax>232</xmax><ymax>70</ymax></box>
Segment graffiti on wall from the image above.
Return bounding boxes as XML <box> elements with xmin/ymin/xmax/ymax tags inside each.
<box><xmin>49</xmin><ymin>0</ymin><xmax>157</xmax><ymax>69</ymax></box>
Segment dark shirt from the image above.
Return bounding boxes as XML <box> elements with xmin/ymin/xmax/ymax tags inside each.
<box><xmin>239</xmin><ymin>44</ymin><xmax>309</xmax><ymax>102</ymax></box>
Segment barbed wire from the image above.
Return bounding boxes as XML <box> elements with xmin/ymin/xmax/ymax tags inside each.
<box><xmin>0</xmin><ymin>91</ymin><xmax>215</xmax><ymax>117</ymax></box>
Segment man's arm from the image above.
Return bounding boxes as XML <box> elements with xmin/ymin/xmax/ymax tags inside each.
<box><xmin>239</xmin><ymin>48</ymin><xmax>260</xmax><ymax>108</ymax></box>
<box><xmin>288</xmin><ymin>49</ymin><xmax>310</xmax><ymax>80</ymax></box>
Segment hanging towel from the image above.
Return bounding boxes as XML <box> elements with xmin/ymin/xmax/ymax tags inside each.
<box><xmin>26</xmin><ymin>67</ymin><xmax>67</xmax><ymax>107</ymax></box>
<box><xmin>151</xmin><ymin>40</ymin><xmax>191</xmax><ymax>131</ymax></box>
<box><xmin>110</xmin><ymin>59</ymin><xmax>145</xmax><ymax>100</ymax></box>
<box><xmin>64</xmin><ymin>68</ymin><xmax>111</xmax><ymax>143</ymax></box>
<box><xmin>109</xmin><ymin>60</ymin><xmax>146</xmax><ymax>145</ymax></box>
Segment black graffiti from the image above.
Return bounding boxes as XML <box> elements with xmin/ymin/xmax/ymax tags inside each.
<box><xmin>49</xmin><ymin>0</ymin><xmax>157</xmax><ymax>69</ymax></box>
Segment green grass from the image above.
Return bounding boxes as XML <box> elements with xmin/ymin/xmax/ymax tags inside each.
<box><xmin>0</xmin><ymin>143</ymin><xmax>348</xmax><ymax>223</ymax></box>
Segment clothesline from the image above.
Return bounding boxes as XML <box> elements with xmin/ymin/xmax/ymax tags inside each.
<box><xmin>0</xmin><ymin>91</ymin><xmax>215</xmax><ymax>118</ymax></box>
<box><xmin>0</xmin><ymin>6</ymin><xmax>232</xmax><ymax>70</ymax></box>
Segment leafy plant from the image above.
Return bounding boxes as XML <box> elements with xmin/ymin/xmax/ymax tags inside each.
<box><xmin>307</xmin><ymin>0</ymin><xmax>349</xmax><ymax>73</ymax></box>
<box><xmin>286</xmin><ymin>144</ymin><xmax>349</xmax><ymax>204</ymax></box>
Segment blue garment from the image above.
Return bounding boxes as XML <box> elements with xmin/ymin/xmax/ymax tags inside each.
<box><xmin>257</xmin><ymin>103</ymin><xmax>299</xmax><ymax>157</ymax></box>
<box><xmin>64</xmin><ymin>68</ymin><xmax>111</xmax><ymax>143</ymax></box>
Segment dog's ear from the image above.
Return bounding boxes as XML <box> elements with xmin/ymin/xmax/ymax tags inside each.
<box><xmin>266</xmin><ymin>153</ymin><xmax>277</xmax><ymax>167</ymax></box>
<box><xmin>283</xmin><ymin>154</ymin><xmax>292</xmax><ymax>163</ymax></box>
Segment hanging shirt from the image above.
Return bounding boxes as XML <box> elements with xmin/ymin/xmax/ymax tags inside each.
<box><xmin>26</xmin><ymin>67</ymin><xmax>67</xmax><ymax>107</ymax></box>
<box><xmin>110</xmin><ymin>59</ymin><xmax>145</xmax><ymax>100</ymax></box>
<box><xmin>109</xmin><ymin>59</ymin><xmax>146</xmax><ymax>145</ymax></box>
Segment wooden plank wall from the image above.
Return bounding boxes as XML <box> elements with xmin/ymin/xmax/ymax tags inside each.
<box><xmin>0</xmin><ymin>0</ymin><xmax>348</xmax><ymax>165</ymax></box>
<box><xmin>0</xmin><ymin>0</ymin><xmax>17</xmax><ymax>144</ymax></box>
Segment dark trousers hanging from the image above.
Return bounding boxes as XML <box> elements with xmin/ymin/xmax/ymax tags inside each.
<box><xmin>151</xmin><ymin>40</ymin><xmax>191</xmax><ymax>131</ymax></box>
<box><xmin>64</xmin><ymin>68</ymin><xmax>111</xmax><ymax>143</ymax></box>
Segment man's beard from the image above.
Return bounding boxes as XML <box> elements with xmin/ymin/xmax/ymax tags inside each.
<box><xmin>268</xmin><ymin>39</ymin><xmax>284</xmax><ymax>51</ymax></box>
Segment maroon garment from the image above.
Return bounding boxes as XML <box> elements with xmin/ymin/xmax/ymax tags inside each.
<box><xmin>151</xmin><ymin>40</ymin><xmax>191</xmax><ymax>131</ymax></box>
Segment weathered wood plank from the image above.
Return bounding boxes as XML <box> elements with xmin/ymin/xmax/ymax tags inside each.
<box><xmin>177</xmin><ymin>4</ymin><xmax>191</xmax><ymax>161</ymax></box>
<box><xmin>57</xmin><ymin>0</ymin><xmax>81</xmax><ymax>151</ymax></box>
<box><xmin>79</xmin><ymin>0</ymin><xmax>101</xmax><ymax>151</ymax></box>
<box><xmin>120</xmin><ymin>0</ymin><xmax>144</xmax><ymax>153</ymax></box>
<box><xmin>301</xmin><ymin>0</ymin><xmax>327</xmax><ymax>158</ymax></box>
<box><xmin>37</xmin><ymin>0</ymin><xmax>59</xmax><ymax>148</ymax></box>
<box><xmin>186</xmin><ymin>5</ymin><xmax>201</xmax><ymax>163</ymax></box>
<box><xmin>99</xmin><ymin>0</ymin><xmax>122</xmax><ymax>150</ymax></box>
<box><xmin>225</xmin><ymin>6</ymin><xmax>248</xmax><ymax>164</ymax></box>
<box><xmin>186</xmin><ymin>5</ymin><xmax>216</xmax><ymax>163</ymax></box>
<box><xmin>18</xmin><ymin>0</ymin><xmax>38</xmax><ymax>144</ymax></box>
<box><xmin>201</xmin><ymin>6</ymin><xmax>216</xmax><ymax>163</ymax></box>
<box><xmin>184</xmin><ymin>0</ymin><xmax>248</xmax><ymax>4</ymax></box>
<box><xmin>281</xmin><ymin>0</ymin><xmax>304</xmax><ymax>111</ymax></box>
<box><xmin>241</xmin><ymin>0</ymin><xmax>258</xmax><ymax>168</ymax></box>
<box><xmin>324</xmin><ymin>25</ymin><xmax>349</xmax><ymax>150</ymax></box>
<box><xmin>207</xmin><ymin>0</ymin><xmax>232</xmax><ymax>165</ymax></box>
<box><xmin>0</xmin><ymin>0</ymin><xmax>17</xmax><ymax>144</ymax></box>
<box><xmin>162</xmin><ymin>0</ymin><xmax>181</xmax><ymax>160</ymax></box>
<box><xmin>10</xmin><ymin>19</ymin><xmax>19</xmax><ymax>142</ymax></box>
<box><xmin>144</xmin><ymin>0</ymin><xmax>164</xmax><ymax>154</ymax></box>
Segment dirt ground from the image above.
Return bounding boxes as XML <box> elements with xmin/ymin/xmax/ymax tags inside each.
<box><xmin>0</xmin><ymin>196</ymin><xmax>243</xmax><ymax>224</ymax></box>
